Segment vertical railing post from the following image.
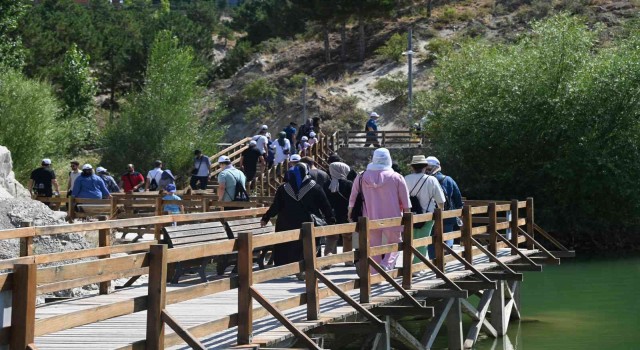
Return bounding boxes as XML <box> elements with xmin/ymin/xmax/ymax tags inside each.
<box><xmin>154</xmin><ymin>197</ymin><xmax>163</xmax><ymax>241</ymax></box>
<box><xmin>110</xmin><ymin>196</ymin><xmax>118</xmax><ymax>219</ymax></box>
<box><xmin>98</xmin><ymin>215</ymin><xmax>111</xmax><ymax>295</ymax></box>
<box><xmin>433</xmin><ymin>208</ymin><xmax>445</xmax><ymax>271</ymax></box>
<box><xmin>510</xmin><ymin>200</ymin><xmax>519</xmax><ymax>255</ymax></box>
<box><xmin>302</xmin><ymin>223</ymin><xmax>319</xmax><ymax>320</ymax></box>
<box><xmin>146</xmin><ymin>244</ymin><xmax>167</xmax><ymax>350</ymax></box>
<box><xmin>488</xmin><ymin>203</ymin><xmax>497</xmax><ymax>256</ymax></box>
<box><xmin>344</xmin><ymin>132</ymin><xmax>349</xmax><ymax>148</ymax></box>
<box><xmin>68</xmin><ymin>196</ymin><xmax>76</xmax><ymax>222</ymax></box>
<box><xmin>11</xmin><ymin>263</ymin><xmax>36</xmax><ymax>350</ymax></box>
<box><xmin>462</xmin><ymin>205</ymin><xmax>473</xmax><ymax>265</ymax></box>
<box><xmin>19</xmin><ymin>221</ymin><xmax>34</xmax><ymax>257</ymax></box>
<box><xmin>201</xmin><ymin>197</ymin><xmax>208</xmax><ymax>213</ymax></box>
<box><xmin>381</xmin><ymin>132</ymin><xmax>386</xmax><ymax>147</ymax></box>
<box><xmin>237</xmin><ymin>231</ymin><xmax>254</xmax><ymax>344</ymax></box>
<box><xmin>526</xmin><ymin>197</ymin><xmax>534</xmax><ymax>250</ymax></box>
<box><xmin>358</xmin><ymin>216</ymin><xmax>371</xmax><ymax>304</ymax></box>
<box><xmin>402</xmin><ymin>212</ymin><xmax>413</xmax><ymax>289</ymax></box>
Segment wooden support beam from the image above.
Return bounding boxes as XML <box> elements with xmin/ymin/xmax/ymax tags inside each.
<box><xmin>421</xmin><ymin>298</ymin><xmax>454</xmax><ymax>348</ymax></box>
<box><xmin>455</xmin><ymin>280</ymin><xmax>498</xmax><ymax>291</ymax></box>
<box><xmin>526</xmin><ymin>197</ymin><xmax>534</xmax><ymax>250</ymax></box>
<box><xmin>368</xmin><ymin>257</ymin><xmax>423</xmax><ymax>308</ymax></box>
<box><xmin>488</xmin><ymin>203</ymin><xmax>497</xmax><ymax>255</ymax></box>
<box><xmin>483</xmin><ymin>272</ymin><xmax>523</xmax><ymax>281</ymax></box>
<box><xmin>469</xmin><ymin>237</ymin><xmax>517</xmax><ymax>275</ymax></box>
<box><xmin>509</xmin><ymin>281</ymin><xmax>521</xmax><ymax>320</ymax></box>
<box><xmin>249</xmin><ymin>287</ymin><xmax>321</xmax><ymax>350</ymax></box>
<box><xmin>462</xmin><ymin>289</ymin><xmax>496</xmax><ymax>348</ymax></box>
<box><xmin>518</xmin><ymin>227</ymin><xmax>561</xmax><ymax>263</ymax></box>
<box><xmin>411</xmin><ymin>246</ymin><xmax>463</xmax><ymax>292</ymax></box>
<box><xmin>315</xmin><ymin>270</ymin><xmax>383</xmax><ymax>324</ymax></box>
<box><xmin>154</xmin><ymin>197</ymin><xmax>163</xmax><ymax>241</ymax></box>
<box><xmin>416</xmin><ymin>289</ymin><xmax>468</xmax><ymax>299</ymax></box>
<box><xmin>462</xmin><ymin>205</ymin><xmax>473</xmax><ymax>264</ymax></box>
<box><xmin>98</xmin><ymin>215</ymin><xmax>111</xmax><ymax>295</ymax></box>
<box><xmin>237</xmin><ymin>231</ymin><xmax>254</xmax><ymax>345</ymax></box>
<box><xmin>161</xmin><ymin>310</ymin><xmax>205</xmax><ymax>350</ymax></box>
<box><xmin>11</xmin><ymin>263</ymin><xmax>36</xmax><ymax>350</ymax></box>
<box><xmin>506</xmin><ymin>264</ymin><xmax>543</xmax><ymax>272</ymax></box>
<box><xmin>358</xmin><ymin>216</ymin><xmax>371</xmax><ymax>304</ymax></box>
<box><xmin>313</xmin><ymin>322</ymin><xmax>385</xmax><ymax>335</ymax></box>
<box><xmin>302</xmin><ymin>222</ymin><xmax>319</xmax><ymax>321</ymax></box>
<box><xmin>490</xmin><ymin>280</ymin><xmax>506</xmax><ymax>336</ymax></box>
<box><xmin>433</xmin><ymin>208</ymin><xmax>445</xmax><ymax>271</ymax></box>
<box><xmin>374</xmin><ymin>305</ymin><xmax>434</xmax><ymax>318</ymax></box>
<box><xmin>387</xmin><ymin>316</ymin><xmax>423</xmax><ymax>350</ymax></box>
<box><xmin>549</xmin><ymin>250</ymin><xmax>576</xmax><ymax>258</ymax></box>
<box><xmin>447</xmin><ymin>298</ymin><xmax>464</xmax><ymax>350</ymax></box>
<box><xmin>510</xmin><ymin>200</ymin><xmax>520</xmax><ymax>255</ymax></box>
<box><xmin>534</xmin><ymin>223</ymin><xmax>570</xmax><ymax>252</ymax></box>
<box><xmin>495</xmin><ymin>232</ymin><xmax>540</xmax><ymax>268</ymax></box>
<box><xmin>443</xmin><ymin>244</ymin><xmax>493</xmax><ymax>283</ymax></box>
<box><xmin>530</xmin><ymin>256</ymin><xmax>561</xmax><ymax>265</ymax></box>
<box><xmin>146</xmin><ymin>244</ymin><xmax>168</xmax><ymax>350</ymax></box>
<box><xmin>402</xmin><ymin>212</ymin><xmax>413</xmax><ymax>290</ymax></box>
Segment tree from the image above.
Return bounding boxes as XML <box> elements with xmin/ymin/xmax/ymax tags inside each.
<box><xmin>292</xmin><ymin>0</ymin><xmax>340</xmax><ymax>63</ymax></box>
<box><xmin>0</xmin><ymin>0</ymin><xmax>30</xmax><ymax>69</ymax></box>
<box><xmin>61</xmin><ymin>44</ymin><xmax>97</xmax><ymax>148</ymax></box>
<box><xmin>344</xmin><ymin>0</ymin><xmax>396</xmax><ymax>61</ymax></box>
<box><xmin>419</xmin><ymin>15</ymin><xmax>640</xmax><ymax>250</ymax></box>
<box><xmin>101</xmin><ymin>31</ymin><xmax>222</xmax><ymax>178</ymax></box>
<box><xmin>231</xmin><ymin>0</ymin><xmax>308</xmax><ymax>44</ymax></box>
<box><xmin>0</xmin><ymin>70</ymin><xmax>70</xmax><ymax>181</ymax></box>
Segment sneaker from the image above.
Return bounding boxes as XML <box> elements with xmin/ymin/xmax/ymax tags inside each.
<box><xmin>295</xmin><ymin>272</ymin><xmax>306</xmax><ymax>281</ymax></box>
<box><xmin>412</xmin><ymin>270</ymin><xmax>427</xmax><ymax>278</ymax></box>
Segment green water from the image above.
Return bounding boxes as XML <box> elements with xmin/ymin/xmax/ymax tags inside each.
<box><xmin>473</xmin><ymin>256</ymin><xmax>640</xmax><ymax>350</ymax></box>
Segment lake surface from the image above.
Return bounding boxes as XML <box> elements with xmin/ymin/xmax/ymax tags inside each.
<box><xmin>473</xmin><ymin>255</ymin><xmax>640</xmax><ymax>350</ymax></box>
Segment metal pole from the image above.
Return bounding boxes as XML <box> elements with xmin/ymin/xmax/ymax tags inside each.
<box><xmin>302</xmin><ymin>77</ymin><xmax>308</xmax><ymax>127</ymax></box>
<box><xmin>407</xmin><ymin>28</ymin><xmax>413</xmax><ymax>121</ymax></box>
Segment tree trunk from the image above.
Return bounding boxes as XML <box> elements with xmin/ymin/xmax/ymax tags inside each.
<box><xmin>340</xmin><ymin>21</ymin><xmax>347</xmax><ymax>61</ymax></box>
<box><xmin>427</xmin><ymin>0</ymin><xmax>433</xmax><ymax>18</ymax></box>
<box><xmin>358</xmin><ymin>15</ymin><xmax>365</xmax><ymax>61</ymax></box>
<box><xmin>323</xmin><ymin>22</ymin><xmax>331</xmax><ymax>64</ymax></box>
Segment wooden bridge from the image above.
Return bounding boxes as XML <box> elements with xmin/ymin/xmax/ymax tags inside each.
<box><xmin>0</xmin><ymin>197</ymin><xmax>573</xmax><ymax>349</ymax></box>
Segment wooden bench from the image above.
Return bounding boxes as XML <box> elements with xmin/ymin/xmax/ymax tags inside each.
<box><xmin>162</xmin><ymin>221</ymin><xmax>229</xmax><ymax>283</ymax></box>
<box><xmin>220</xmin><ymin>217</ymin><xmax>275</xmax><ymax>273</ymax></box>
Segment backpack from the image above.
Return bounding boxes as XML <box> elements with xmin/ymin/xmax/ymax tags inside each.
<box><xmin>159</xmin><ymin>170</ymin><xmax>175</xmax><ymax>191</ymax></box>
<box><xmin>409</xmin><ymin>175</ymin><xmax>429</xmax><ymax>229</ymax></box>
<box><xmin>148</xmin><ymin>170</ymin><xmax>161</xmax><ymax>191</ymax></box>
<box><xmin>224</xmin><ymin>172</ymin><xmax>249</xmax><ymax>202</ymax></box>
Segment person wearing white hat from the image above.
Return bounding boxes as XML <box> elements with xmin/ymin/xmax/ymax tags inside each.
<box><xmin>28</xmin><ymin>158</ymin><xmax>59</xmax><ymax>199</ymax></box>
<box><xmin>348</xmin><ymin>148</ymin><xmax>410</xmax><ymax>272</ymax></box>
<box><xmin>72</xmin><ymin>164</ymin><xmax>111</xmax><ymax>199</ymax></box>
<box><xmin>364</xmin><ymin>112</ymin><xmax>381</xmax><ymax>147</ymax></box>
<box><xmin>425</xmin><ymin>156</ymin><xmax>463</xmax><ymax>259</ymax></box>
<box><xmin>217</xmin><ymin>155</ymin><xmax>247</xmax><ymax>206</ymax></box>
<box><xmin>405</xmin><ymin>155</ymin><xmax>446</xmax><ymax>276</ymax></box>
<box><xmin>239</xmin><ymin>140</ymin><xmax>265</xmax><ymax>191</ymax></box>
<box><xmin>96</xmin><ymin>166</ymin><xmax>121</xmax><ymax>193</ymax></box>
<box><xmin>298</xmin><ymin>136</ymin><xmax>310</xmax><ymax>156</ymax></box>
<box><xmin>252</xmin><ymin>125</ymin><xmax>269</xmax><ymax>157</ymax></box>
<box><xmin>308</xmin><ymin>131</ymin><xmax>317</xmax><ymax>148</ymax></box>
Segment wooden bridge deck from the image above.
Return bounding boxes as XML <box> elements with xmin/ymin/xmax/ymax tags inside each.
<box><xmin>34</xmin><ymin>247</ymin><xmax>535</xmax><ymax>350</ymax></box>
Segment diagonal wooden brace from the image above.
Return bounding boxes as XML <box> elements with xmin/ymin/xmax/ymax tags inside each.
<box><xmin>410</xmin><ymin>246</ymin><xmax>463</xmax><ymax>292</ymax></box>
<box><xmin>368</xmin><ymin>257</ymin><xmax>424</xmax><ymax>308</ymax></box>
<box><xmin>443</xmin><ymin>244</ymin><xmax>493</xmax><ymax>283</ymax></box>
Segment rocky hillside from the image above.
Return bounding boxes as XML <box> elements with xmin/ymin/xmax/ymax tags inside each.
<box><xmin>213</xmin><ymin>0</ymin><xmax>638</xmax><ymax>140</ymax></box>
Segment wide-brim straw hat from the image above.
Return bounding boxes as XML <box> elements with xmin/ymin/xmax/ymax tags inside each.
<box><xmin>410</xmin><ymin>155</ymin><xmax>428</xmax><ymax>165</ymax></box>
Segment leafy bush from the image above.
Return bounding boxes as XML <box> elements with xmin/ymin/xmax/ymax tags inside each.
<box><xmin>61</xmin><ymin>44</ymin><xmax>97</xmax><ymax>148</ymax></box>
<box><xmin>421</xmin><ymin>15</ymin><xmax>640</xmax><ymax>251</ymax></box>
<box><xmin>424</xmin><ymin>37</ymin><xmax>454</xmax><ymax>62</ymax></box>
<box><xmin>320</xmin><ymin>95</ymin><xmax>367</xmax><ymax>133</ymax></box>
<box><xmin>287</xmin><ymin>73</ymin><xmax>316</xmax><ymax>89</ymax></box>
<box><xmin>242</xmin><ymin>78</ymin><xmax>279</xmax><ymax>104</ymax></box>
<box><xmin>373</xmin><ymin>72</ymin><xmax>407</xmax><ymax>99</ymax></box>
<box><xmin>215</xmin><ymin>40</ymin><xmax>253</xmax><ymax>78</ymax></box>
<box><xmin>101</xmin><ymin>31</ymin><xmax>220</xmax><ymax>178</ymax></box>
<box><xmin>0</xmin><ymin>70</ymin><xmax>69</xmax><ymax>181</ymax></box>
<box><xmin>375</xmin><ymin>33</ymin><xmax>408</xmax><ymax>63</ymax></box>
<box><xmin>244</xmin><ymin>104</ymin><xmax>269</xmax><ymax>123</ymax></box>
<box><xmin>440</xmin><ymin>6</ymin><xmax>457</xmax><ymax>23</ymax></box>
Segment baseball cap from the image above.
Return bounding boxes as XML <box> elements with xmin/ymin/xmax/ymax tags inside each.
<box><xmin>290</xmin><ymin>154</ymin><xmax>301</xmax><ymax>162</ymax></box>
<box><xmin>309</xmin><ymin>132</ymin><xmax>316</xmax><ymax>137</ymax></box>
<box><xmin>261</xmin><ymin>125</ymin><xmax>268</xmax><ymax>130</ymax></box>
<box><xmin>249</xmin><ymin>140</ymin><xmax>257</xmax><ymax>146</ymax></box>
<box><xmin>218</xmin><ymin>156</ymin><xmax>231</xmax><ymax>163</ymax></box>
<box><xmin>370</xmin><ymin>112</ymin><xmax>380</xmax><ymax>118</ymax></box>
<box><xmin>41</xmin><ymin>158</ymin><xmax>52</xmax><ymax>165</ymax></box>
<box><xmin>426</xmin><ymin>156</ymin><xmax>440</xmax><ymax>167</ymax></box>
<box><xmin>165</xmin><ymin>183</ymin><xmax>177</xmax><ymax>193</ymax></box>
<box><xmin>82</xmin><ymin>164</ymin><xmax>93</xmax><ymax>170</ymax></box>
<box><xmin>96</xmin><ymin>166</ymin><xmax>107</xmax><ymax>173</ymax></box>
<box><xmin>301</xmin><ymin>136</ymin><xmax>308</xmax><ymax>141</ymax></box>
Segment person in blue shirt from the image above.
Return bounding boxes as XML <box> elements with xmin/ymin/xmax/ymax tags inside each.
<box><xmin>162</xmin><ymin>184</ymin><xmax>183</xmax><ymax>215</ymax></box>
<box><xmin>72</xmin><ymin>164</ymin><xmax>111</xmax><ymax>199</ymax></box>
<box><xmin>425</xmin><ymin>156</ymin><xmax>463</xmax><ymax>259</ymax></box>
<box><xmin>283</xmin><ymin>122</ymin><xmax>297</xmax><ymax>151</ymax></box>
<box><xmin>364</xmin><ymin>112</ymin><xmax>381</xmax><ymax>147</ymax></box>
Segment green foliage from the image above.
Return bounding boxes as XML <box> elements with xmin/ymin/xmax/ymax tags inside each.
<box><xmin>0</xmin><ymin>70</ymin><xmax>70</xmax><ymax>181</ymax></box>
<box><xmin>101</xmin><ymin>31</ymin><xmax>221</xmax><ymax>178</ymax></box>
<box><xmin>231</xmin><ymin>0</ymin><xmax>308</xmax><ymax>44</ymax></box>
<box><xmin>242</xmin><ymin>78</ymin><xmax>279</xmax><ymax>104</ymax></box>
<box><xmin>287</xmin><ymin>73</ymin><xmax>316</xmax><ymax>89</ymax></box>
<box><xmin>440</xmin><ymin>6</ymin><xmax>458</xmax><ymax>23</ymax></box>
<box><xmin>421</xmin><ymin>15</ymin><xmax>640</xmax><ymax>250</ymax></box>
<box><xmin>320</xmin><ymin>95</ymin><xmax>367</xmax><ymax>133</ymax></box>
<box><xmin>61</xmin><ymin>44</ymin><xmax>97</xmax><ymax>148</ymax></box>
<box><xmin>373</xmin><ymin>72</ymin><xmax>407</xmax><ymax>99</ymax></box>
<box><xmin>0</xmin><ymin>0</ymin><xmax>29</xmax><ymax>69</ymax></box>
<box><xmin>244</xmin><ymin>104</ymin><xmax>270</xmax><ymax>123</ymax></box>
<box><xmin>424</xmin><ymin>37</ymin><xmax>454</xmax><ymax>62</ymax></box>
<box><xmin>375</xmin><ymin>33</ymin><xmax>408</xmax><ymax>62</ymax></box>
<box><xmin>215</xmin><ymin>40</ymin><xmax>253</xmax><ymax>78</ymax></box>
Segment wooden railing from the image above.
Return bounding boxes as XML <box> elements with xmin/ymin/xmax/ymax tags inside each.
<box><xmin>0</xmin><ymin>197</ymin><xmax>573</xmax><ymax>349</ymax></box>
<box><xmin>339</xmin><ymin>130</ymin><xmax>424</xmax><ymax>148</ymax></box>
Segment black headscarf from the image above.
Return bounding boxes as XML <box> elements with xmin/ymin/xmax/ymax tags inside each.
<box><xmin>286</xmin><ymin>163</ymin><xmax>310</xmax><ymax>194</ymax></box>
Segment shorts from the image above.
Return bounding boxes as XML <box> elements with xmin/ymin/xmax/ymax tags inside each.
<box><xmin>245</xmin><ymin>170</ymin><xmax>257</xmax><ymax>182</ymax></box>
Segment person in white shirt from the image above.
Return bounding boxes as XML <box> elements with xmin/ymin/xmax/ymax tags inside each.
<box><xmin>67</xmin><ymin>160</ymin><xmax>81</xmax><ymax>196</ymax></box>
<box><xmin>298</xmin><ymin>136</ymin><xmax>310</xmax><ymax>156</ymax></box>
<box><xmin>308</xmin><ymin>131</ymin><xmax>317</xmax><ymax>147</ymax></box>
<box><xmin>273</xmin><ymin>131</ymin><xmax>291</xmax><ymax>164</ymax></box>
<box><xmin>252</xmin><ymin>125</ymin><xmax>269</xmax><ymax>157</ymax></box>
<box><xmin>404</xmin><ymin>155</ymin><xmax>446</xmax><ymax>275</ymax></box>
<box><xmin>145</xmin><ymin>160</ymin><xmax>164</xmax><ymax>191</ymax></box>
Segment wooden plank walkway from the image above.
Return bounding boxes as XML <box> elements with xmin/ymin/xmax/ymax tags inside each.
<box><xmin>34</xmin><ymin>247</ymin><xmax>536</xmax><ymax>350</ymax></box>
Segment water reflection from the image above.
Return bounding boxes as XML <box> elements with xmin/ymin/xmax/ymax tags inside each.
<box><xmin>485</xmin><ymin>321</ymin><xmax>520</xmax><ymax>350</ymax></box>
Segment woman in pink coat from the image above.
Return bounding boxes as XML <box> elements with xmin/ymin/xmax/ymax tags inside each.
<box><xmin>348</xmin><ymin>148</ymin><xmax>411</xmax><ymax>271</ymax></box>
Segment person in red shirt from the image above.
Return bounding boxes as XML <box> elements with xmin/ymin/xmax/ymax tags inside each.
<box><xmin>120</xmin><ymin>164</ymin><xmax>145</xmax><ymax>193</ymax></box>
